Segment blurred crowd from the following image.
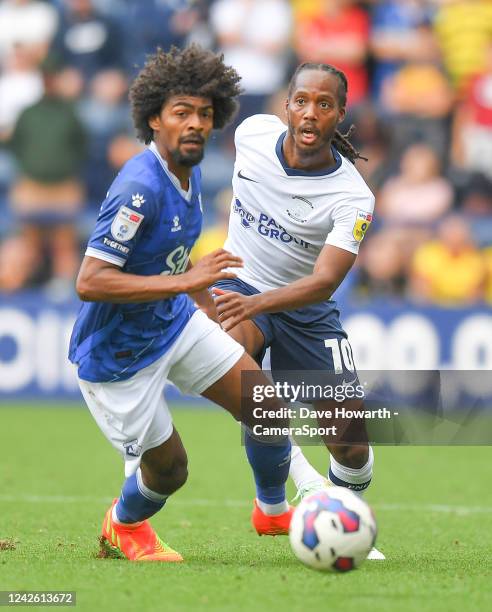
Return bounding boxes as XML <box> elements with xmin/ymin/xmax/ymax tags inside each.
<box><xmin>0</xmin><ymin>0</ymin><xmax>491</xmax><ymax>307</ymax></box>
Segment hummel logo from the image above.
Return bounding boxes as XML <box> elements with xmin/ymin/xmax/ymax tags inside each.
<box><xmin>237</xmin><ymin>169</ymin><xmax>258</xmax><ymax>183</ymax></box>
<box><xmin>171</xmin><ymin>215</ymin><xmax>182</xmax><ymax>232</ymax></box>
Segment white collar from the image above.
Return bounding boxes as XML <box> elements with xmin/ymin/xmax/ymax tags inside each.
<box><xmin>149</xmin><ymin>141</ymin><xmax>192</xmax><ymax>202</ymax></box>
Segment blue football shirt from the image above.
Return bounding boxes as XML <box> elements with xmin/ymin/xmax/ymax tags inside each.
<box><xmin>69</xmin><ymin>142</ymin><xmax>203</xmax><ymax>382</ymax></box>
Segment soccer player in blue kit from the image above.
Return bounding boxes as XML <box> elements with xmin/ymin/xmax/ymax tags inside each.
<box><xmin>214</xmin><ymin>62</ymin><xmax>384</xmax><ymax>559</ymax></box>
<box><xmin>69</xmin><ymin>46</ymin><xmax>294</xmax><ymax>562</ymax></box>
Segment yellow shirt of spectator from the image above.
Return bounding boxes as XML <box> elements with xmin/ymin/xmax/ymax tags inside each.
<box><xmin>413</xmin><ymin>241</ymin><xmax>485</xmax><ymax>305</ymax></box>
<box><xmin>434</xmin><ymin>0</ymin><xmax>492</xmax><ymax>92</ymax></box>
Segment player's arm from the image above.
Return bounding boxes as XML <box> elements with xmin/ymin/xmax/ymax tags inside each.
<box><xmin>215</xmin><ymin>245</ymin><xmax>356</xmax><ymax>331</ymax></box>
<box><xmin>76</xmin><ymin>249</ymin><xmax>242</xmax><ymax>304</ymax></box>
<box><xmin>185</xmin><ymin>260</ymin><xmax>219</xmax><ymax>322</ymax></box>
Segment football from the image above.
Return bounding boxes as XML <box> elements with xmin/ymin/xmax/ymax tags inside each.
<box><xmin>289</xmin><ymin>486</ymin><xmax>377</xmax><ymax>572</ymax></box>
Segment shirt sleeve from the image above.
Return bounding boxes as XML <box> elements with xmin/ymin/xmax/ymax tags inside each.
<box><xmin>325</xmin><ymin>194</ymin><xmax>375</xmax><ymax>255</ymax></box>
<box><xmin>85</xmin><ymin>181</ymin><xmax>156</xmax><ymax>267</ymax></box>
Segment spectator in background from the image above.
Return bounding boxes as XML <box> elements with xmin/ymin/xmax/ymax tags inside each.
<box><xmin>122</xmin><ymin>0</ymin><xmax>206</xmax><ymax>73</ymax></box>
<box><xmin>378</xmin><ymin>142</ymin><xmax>454</xmax><ymax>225</ymax></box>
<box><xmin>0</xmin><ymin>0</ymin><xmax>58</xmax><ymax>198</ymax></box>
<box><xmin>0</xmin><ymin>44</ymin><xmax>44</xmax><ymax>141</ymax></box>
<box><xmin>77</xmin><ymin>68</ymin><xmax>132</xmax><ymax>202</ymax></box>
<box><xmin>434</xmin><ymin>0</ymin><xmax>492</xmax><ymax>96</ymax></box>
<box><xmin>0</xmin><ymin>0</ymin><xmax>58</xmax><ymax>65</ymax></box>
<box><xmin>460</xmin><ymin>173</ymin><xmax>492</xmax><ymax>217</ymax></box>
<box><xmin>381</xmin><ymin>61</ymin><xmax>454</xmax><ymax>161</ymax></box>
<box><xmin>411</xmin><ymin>215</ymin><xmax>486</xmax><ymax>306</ymax></box>
<box><xmin>210</xmin><ymin>0</ymin><xmax>292</xmax><ymax>125</ymax></box>
<box><xmin>0</xmin><ymin>233</ymin><xmax>37</xmax><ymax>291</ymax></box>
<box><xmin>294</xmin><ymin>0</ymin><xmax>370</xmax><ymax>108</ymax></box>
<box><xmin>106</xmin><ymin>132</ymin><xmax>142</xmax><ymax>173</ymax></box>
<box><xmin>4</xmin><ymin>56</ymin><xmax>87</xmax><ymax>294</ymax></box>
<box><xmin>451</xmin><ymin>42</ymin><xmax>492</xmax><ymax>181</ymax></box>
<box><xmin>51</xmin><ymin>0</ymin><xmax>124</xmax><ymax>89</ymax></box>
<box><xmin>356</xmin><ymin>229</ymin><xmax>408</xmax><ymax>299</ymax></box>
<box><xmin>0</xmin><ymin>44</ymin><xmax>44</xmax><ymax>198</ymax></box>
<box><xmin>459</xmin><ymin>173</ymin><xmax>492</xmax><ymax>252</ymax></box>
<box><xmin>484</xmin><ymin>244</ymin><xmax>492</xmax><ymax>303</ymax></box>
<box><xmin>370</xmin><ymin>0</ymin><xmax>439</xmax><ymax>110</ymax></box>
<box><xmin>349</xmin><ymin>104</ymin><xmax>390</xmax><ymax>193</ymax></box>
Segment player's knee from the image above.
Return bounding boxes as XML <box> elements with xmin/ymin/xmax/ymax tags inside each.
<box><xmin>146</xmin><ymin>455</ymin><xmax>188</xmax><ymax>495</ymax></box>
<box><xmin>162</xmin><ymin>456</ymin><xmax>188</xmax><ymax>493</ymax></box>
<box><xmin>332</xmin><ymin>445</ymin><xmax>368</xmax><ymax>469</ymax></box>
<box><xmin>170</xmin><ymin>458</ymin><xmax>188</xmax><ymax>491</ymax></box>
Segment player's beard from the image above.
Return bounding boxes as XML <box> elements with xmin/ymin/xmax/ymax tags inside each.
<box><xmin>171</xmin><ymin>142</ymin><xmax>205</xmax><ymax>167</ymax></box>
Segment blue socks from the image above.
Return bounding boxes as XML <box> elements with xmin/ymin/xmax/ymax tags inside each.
<box><xmin>114</xmin><ymin>434</ymin><xmax>292</xmax><ymax>523</ymax></box>
<box><xmin>244</xmin><ymin>430</ymin><xmax>291</xmax><ymax>508</ymax></box>
<box><xmin>115</xmin><ymin>469</ymin><xmax>167</xmax><ymax>524</ymax></box>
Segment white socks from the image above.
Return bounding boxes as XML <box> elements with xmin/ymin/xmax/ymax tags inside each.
<box><xmin>289</xmin><ymin>444</ymin><xmax>375</xmax><ymax>494</ymax></box>
<box><xmin>289</xmin><ymin>443</ymin><xmax>326</xmax><ymax>490</ymax></box>
<box><xmin>329</xmin><ymin>446</ymin><xmax>374</xmax><ymax>492</ymax></box>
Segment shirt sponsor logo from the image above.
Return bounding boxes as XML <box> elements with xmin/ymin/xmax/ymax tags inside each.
<box><xmin>103</xmin><ymin>237</ymin><xmax>130</xmax><ymax>254</ymax></box>
<box><xmin>286</xmin><ymin>195</ymin><xmax>314</xmax><ymax>223</ymax></box>
<box><xmin>233</xmin><ymin>198</ymin><xmax>310</xmax><ymax>248</ymax></box>
<box><xmin>233</xmin><ymin>198</ymin><xmax>255</xmax><ymax>228</ymax></box>
<box><xmin>160</xmin><ymin>245</ymin><xmax>190</xmax><ymax>275</ymax></box>
<box><xmin>352</xmin><ymin>210</ymin><xmax>372</xmax><ymax>242</ymax></box>
<box><xmin>258</xmin><ymin>213</ymin><xmax>310</xmax><ymax>249</ymax></box>
<box><xmin>111</xmin><ymin>206</ymin><xmax>144</xmax><ymax>242</ymax></box>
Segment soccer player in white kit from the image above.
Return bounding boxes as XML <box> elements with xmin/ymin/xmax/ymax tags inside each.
<box><xmin>214</xmin><ymin>63</ymin><xmax>384</xmax><ymax>559</ymax></box>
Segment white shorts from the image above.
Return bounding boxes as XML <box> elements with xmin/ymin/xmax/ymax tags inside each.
<box><xmin>77</xmin><ymin>309</ymin><xmax>244</xmax><ymax>476</ymax></box>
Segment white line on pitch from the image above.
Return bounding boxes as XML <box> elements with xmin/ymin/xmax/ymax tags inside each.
<box><xmin>0</xmin><ymin>494</ymin><xmax>491</xmax><ymax>515</ymax></box>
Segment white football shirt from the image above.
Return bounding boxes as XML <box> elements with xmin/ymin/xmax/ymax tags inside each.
<box><xmin>224</xmin><ymin>114</ymin><xmax>375</xmax><ymax>292</ymax></box>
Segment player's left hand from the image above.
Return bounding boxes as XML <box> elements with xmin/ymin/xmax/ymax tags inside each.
<box><xmin>214</xmin><ymin>289</ymin><xmax>258</xmax><ymax>331</ymax></box>
<box><xmin>189</xmin><ymin>288</ymin><xmax>220</xmax><ymax>323</ymax></box>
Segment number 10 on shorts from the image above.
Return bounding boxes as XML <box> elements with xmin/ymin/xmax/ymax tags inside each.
<box><xmin>324</xmin><ymin>338</ymin><xmax>355</xmax><ymax>374</ymax></box>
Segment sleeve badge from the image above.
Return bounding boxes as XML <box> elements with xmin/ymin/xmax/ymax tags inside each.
<box><xmin>110</xmin><ymin>206</ymin><xmax>144</xmax><ymax>242</ymax></box>
<box><xmin>353</xmin><ymin>210</ymin><xmax>373</xmax><ymax>242</ymax></box>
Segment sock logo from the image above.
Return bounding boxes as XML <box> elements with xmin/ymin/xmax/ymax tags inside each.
<box><xmin>123</xmin><ymin>439</ymin><xmax>142</xmax><ymax>457</ymax></box>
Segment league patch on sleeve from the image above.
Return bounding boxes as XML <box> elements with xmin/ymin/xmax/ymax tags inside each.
<box><xmin>352</xmin><ymin>210</ymin><xmax>372</xmax><ymax>242</ymax></box>
<box><xmin>110</xmin><ymin>206</ymin><xmax>144</xmax><ymax>242</ymax></box>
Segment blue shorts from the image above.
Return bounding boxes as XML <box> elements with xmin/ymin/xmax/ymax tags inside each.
<box><xmin>214</xmin><ymin>278</ymin><xmax>356</xmax><ymax>379</ymax></box>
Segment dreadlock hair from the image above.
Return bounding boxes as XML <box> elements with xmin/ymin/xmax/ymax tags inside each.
<box><xmin>130</xmin><ymin>45</ymin><xmax>242</xmax><ymax>144</ymax></box>
<box><xmin>287</xmin><ymin>62</ymin><xmax>367</xmax><ymax>164</ymax></box>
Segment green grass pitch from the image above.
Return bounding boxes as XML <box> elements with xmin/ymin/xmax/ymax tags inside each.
<box><xmin>1</xmin><ymin>404</ymin><xmax>491</xmax><ymax>611</ymax></box>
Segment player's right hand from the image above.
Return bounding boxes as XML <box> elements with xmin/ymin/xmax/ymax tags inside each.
<box><xmin>184</xmin><ymin>249</ymin><xmax>243</xmax><ymax>292</ymax></box>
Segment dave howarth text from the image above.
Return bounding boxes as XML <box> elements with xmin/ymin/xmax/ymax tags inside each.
<box><xmin>253</xmin><ymin>407</ymin><xmax>392</xmax><ymax>420</ymax></box>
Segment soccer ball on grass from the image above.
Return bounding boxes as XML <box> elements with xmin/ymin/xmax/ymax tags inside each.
<box><xmin>289</xmin><ymin>486</ymin><xmax>377</xmax><ymax>572</ymax></box>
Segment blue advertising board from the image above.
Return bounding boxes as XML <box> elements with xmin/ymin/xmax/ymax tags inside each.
<box><xmin>0</xmin><ymin>293</ymin><xmax>491</xmax><ymax>399</ymax></box>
